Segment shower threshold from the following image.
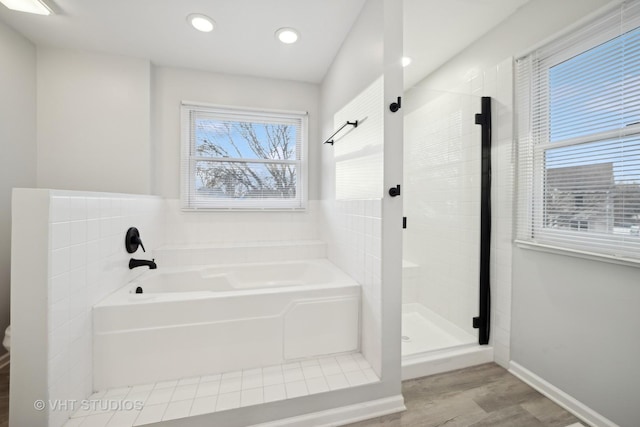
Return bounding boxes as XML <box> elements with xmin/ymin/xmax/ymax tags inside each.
<box><xmin>401</xmin><ymin>303</ymin><xmax>493</xmax><ymax>380</ymax></box>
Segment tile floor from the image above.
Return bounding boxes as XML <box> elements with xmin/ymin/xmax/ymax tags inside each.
<box><xmin>64</xmin><ymin>352</ymin><xmax>379</xmax><ymax>426</ymax></box>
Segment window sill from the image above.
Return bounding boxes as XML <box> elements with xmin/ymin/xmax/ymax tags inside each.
<box><xmin>514</xmin><ymin>240</ymin><xmax>640</xmax><ymax>269</ymax></box>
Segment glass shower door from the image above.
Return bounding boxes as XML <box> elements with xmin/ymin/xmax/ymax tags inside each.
<box><xmin>401</xmin><ymin>88</ymin><xmax>484</xmax><ymax>357</ymax></box>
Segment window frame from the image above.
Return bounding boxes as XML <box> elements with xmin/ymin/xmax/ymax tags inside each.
<box><xmin>180</xmin><ymin>102</ymin><xmax>308</xmax><ymax>211</ymax></box>
<box><xmin>515</xmin><ymin>4</ymin><xmax>640</xmax><ymax>263</ymax></box>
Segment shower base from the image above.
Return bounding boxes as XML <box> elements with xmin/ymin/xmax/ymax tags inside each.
<box><xmin>401</xmin><ymin>303</ymin><xmax>493</xmax><ymax>380</ymax></box>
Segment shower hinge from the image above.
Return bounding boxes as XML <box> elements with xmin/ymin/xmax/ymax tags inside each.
<box><xmin>472</xmin><ymin>317</ymin><xmax>480</xmax><ymax>329</ymax></box>
<box><xmin>403</xmin><ymin>217</ymin><xmax>407</xmax><ymax>229</ymax></box>
<box><xmin>389</xmin><ymin>96</ymin><xmax>402</xmax><ymax>112</ymax></box>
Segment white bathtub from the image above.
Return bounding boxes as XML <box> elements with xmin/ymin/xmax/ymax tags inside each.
<box><xmin>93</xmin><ymin>259</ymin><xmax>361</xmax><ymax>390</ymax></box>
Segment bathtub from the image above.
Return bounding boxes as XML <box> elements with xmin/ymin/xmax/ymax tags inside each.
<box><xmin>93</xmin><ymin>259</ymin><xmax>361</xmax><ymax>390</ymax></box>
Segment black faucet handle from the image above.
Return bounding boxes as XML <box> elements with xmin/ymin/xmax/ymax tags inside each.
<box><xmin>125</xmin><ymin>227</ymin><xmax>146</xmax><ymax>253</ymax></box>
<box><xmin>134</xmin><ymin>236</ymin><xmax>146</xmax><ymax>252</ymax></box>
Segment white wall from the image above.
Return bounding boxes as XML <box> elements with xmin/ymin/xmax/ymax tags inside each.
<box><xmin>319</xmin><ymin>0</ymin><xmax>386</xmax><ymax>355</ymax></box>
<box><xmin>151</xmin><ymin>66</ymin><xmax>322</xmax><ymax>246</ymax></box>
<box><xmin>162</xmin><ymin>199</ymin><xmax>320</xmax><ymax>246</ymax></box>
<box><xmin>411</xmin><ymin>0</ymin><xmax>610</xmax><ymax>95</ymax></box>
<box><xmin>407</xmin><ymin>0</ymin><xmax>640</xmax><ymax>425</ymax></box>
<box><xmin>31</xmin><ymin>47</ymin><xmax>323</xmax><ymax>245</ymax></box>
<box><xmin>320</xmin><ymin>0</ymin><xmax>403</xmax><ymax>399</ymax></box>
<box><xmin>37</xmin><ymin>48</ymin><xmax>151</xmax><ymax>194</ymax></box>
<box><xmin>334</xmin><ymin>77</ymin><xmax>384</xmax><ymax>200</ymax></box>
<box><xmin>10</xmin><ymin>189</ymin><xmax>164</xmax><ymax>427</ymax></box>
<box><xmin>319</xmin><ymin>0</ymin><xmax>385</xmax><ymax>202</ymax></box>
<box><xmin>322</xmin><ymin>75</ymin><xmax>386</xmax><ymax>375</ymax></box>
<box><xmin>511</xmin><ymin>249</ymin><xmax>640</xmax><ymax>427</ymax></box>
<box><xmin>152</xmin><ymin>66</ymin><xmax>320</xmax><ymax>200</ymax></box>
<box><xmin>0</xmin><ymin>20</ymin><xmax>37</xmax><ymax>356</ymax></box>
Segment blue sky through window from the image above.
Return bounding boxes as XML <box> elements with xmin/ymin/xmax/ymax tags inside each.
<box><xmin>191</xmin><ymin>116</ymin><xmax>299</xmax><ymax>200</ymax></box>
<box><xmin>547</xmin><ymin>26</ymin><xmax>640</xmax><ymax>184</ymax></box>
<box><xmin>195</xmin><ymin>119</ymin><xmax>297</xmax><ymax>160</ymax></box>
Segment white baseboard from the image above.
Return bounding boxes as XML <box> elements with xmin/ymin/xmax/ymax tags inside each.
<box><xmin>402</xmin><ymin>345</ymin><xmax>494</xmax><ymax>380</ymax></box>
<box><xmin>249</xmin><ymin>395</ymin><xmax>406</xmax><ymax>427</ymax></box>
<box><xmin>0</xmin><ymin>353</ymin><xmax>9</xmax><ymax>370</ymax></box>
<box><xmin>509</xmin><ymin>361</ymin><xmax>619</xmax><ymax>427</ymax></box>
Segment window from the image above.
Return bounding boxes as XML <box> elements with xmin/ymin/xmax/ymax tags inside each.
<box><xmin>181</xmin><ymin>103</ymin><xmax>307</xmax><ymax>210</ymax></box>
<box><xmin>516</xmin><ymin>1</ymin><xmax>640</xmax><ymax>261</ymax></box>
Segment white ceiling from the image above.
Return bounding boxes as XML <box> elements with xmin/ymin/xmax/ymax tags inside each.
<box><xmin>0</xmin><ymin>0</ymin><xmax>529</xmax><ymax>86</ymax></box>
<box><xmin>0</xmin><ymin>0</ymin><xmax>366</xmax><ymax>83</ymax></box>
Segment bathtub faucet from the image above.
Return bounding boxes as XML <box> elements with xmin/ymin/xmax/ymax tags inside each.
<box><xmin>129</xmin><ymin>258</ymin><xmax>157</xmax><ymax>270</ymax></box>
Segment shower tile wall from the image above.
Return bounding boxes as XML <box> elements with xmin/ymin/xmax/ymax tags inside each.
<box><xmin>11</xmin><ymin>189</ymin><xmax>165</xmax><ymax>427</ymax></box>
<box><xmin>403</xmin><ymin>57</ymin><xmax>514</xmax><ymax>366</ymax></box>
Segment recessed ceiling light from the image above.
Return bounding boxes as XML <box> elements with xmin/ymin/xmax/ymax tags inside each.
<box><xmin>275</xmin><ymin>27</ymin><xmax>299</xmax><ymax>44</ymax></box>
<box><xmin>402</xmin><ymin>56</ymin><xmax>412</xmax><ymax>67</ymax></box>
<box><xmin>0</xmin><ymin>0</ymin><xmax>52</xmax><ymax>15</ymax></box>
<box><xmin>187</xmin><ymin>14</ymin><xmax>215</xmax><ymax>33</ymax></box>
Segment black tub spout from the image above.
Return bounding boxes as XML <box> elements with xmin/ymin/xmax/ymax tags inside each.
<box><xmin>129</xmin><ymin>258</ymin><xmax>157</xmax><ymax>270</ymax></box>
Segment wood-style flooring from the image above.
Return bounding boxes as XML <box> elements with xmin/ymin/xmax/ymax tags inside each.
<box><xmin>346</xmin><ymin>363</ymin><xmax>584</xmax><ymax>427</ymax></box>
<box><xmin>0</xmin><ymin>363</ymin><xmax>8</xmax><ymax>427</ymax></box>
<box><xmin>0</xmin><ymin>362</ymin><xmax>582</xmax><ymax>427</ymax></box>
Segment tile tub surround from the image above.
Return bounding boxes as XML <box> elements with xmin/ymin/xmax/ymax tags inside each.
<box><xmin>11</xmin><ymin>190</ymin><xmax>385</xmax><ymax>426</ymax></box>
<box><xmin>154</xmin><ymin>240</ymin><xmax>326</xmax><ymax>268</ymax></box>
<box><xmin>321</xmin><ymin>199</ymin><xmax>382</xmax><ymax>376</ymax></box>
<box><xmin>65</xmin><ymin>353</ymin><xmax>379</xmax><ymax>426</ymax></box>
<box><xmin>11</xmin><ymin>189</ymin><xmax>165</xmax><ymax>427</ymax></box>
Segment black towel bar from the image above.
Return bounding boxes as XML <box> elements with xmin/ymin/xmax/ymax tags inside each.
<box><xmin>323</xmin><ymin>120</ymin><xmax>358</xmax><ymax>145</ymax></box>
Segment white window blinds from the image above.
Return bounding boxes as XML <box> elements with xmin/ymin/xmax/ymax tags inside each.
<box><xmin>516</xmin><ymin>0</ymin><xmax>640</xmax><ymax>261</ymax></box>
<box><xmin>181</xmin><ymin>104</ymin><xmax>307</xmax><ymax>210</ymax></box>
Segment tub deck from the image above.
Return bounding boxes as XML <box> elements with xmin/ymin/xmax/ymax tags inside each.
<box><xmin>66</xmin><ymin>352</ymin><xmax>380</xmax><ymax>426</ymax></box>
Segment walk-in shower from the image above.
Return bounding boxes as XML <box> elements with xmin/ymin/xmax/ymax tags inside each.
<box><xmin>401</xmin><ymin>87</ymin><xmax>493</xmax><ymax>379</ymax></box>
